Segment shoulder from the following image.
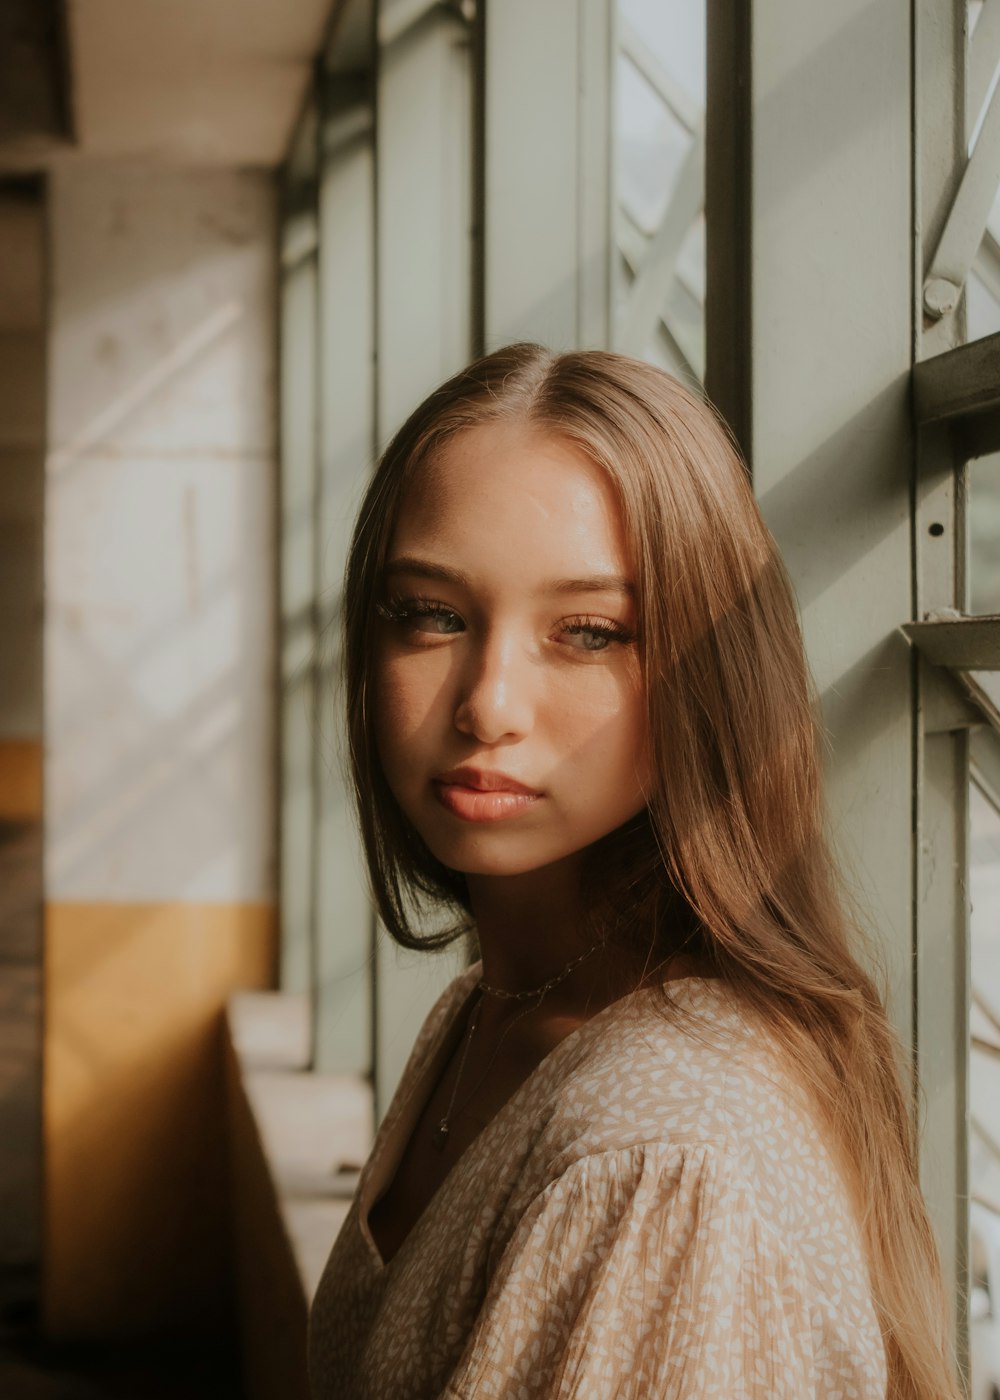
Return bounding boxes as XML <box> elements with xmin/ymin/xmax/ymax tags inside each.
<box><xmin>532</xmin><ymin>978</ymin><xmax>852</xmax><ymax>1236</ymax></box>
<box><xmin>473</xmin><ymin>981</ymin><xmax>884</xmax><ymax>1392</ymax></box>
<box><xmin>539</xmin><ymin>977</ymin><xmax>769</xmax><ymax>1148</ymax></box>
<box><xmin>476</xmin><ymin>1133</ymin><xmax>886</xmax><ymax>1399</ymax></box>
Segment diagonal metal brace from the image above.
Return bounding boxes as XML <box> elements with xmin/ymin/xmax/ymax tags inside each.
<box><xmin>969</xmin><ymin>0</ymin><xmax>1000</xmax><ymax>136</ymax></box>
<box><xmin>924</xmin><ymin>70</ymin><xmax>1000</xmax><ymax>318</ymax></box>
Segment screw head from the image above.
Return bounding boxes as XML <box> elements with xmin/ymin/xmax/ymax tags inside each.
<box><xmin>923</xmin><ymin>277</ymin><xmax>960</xmax><ymax>319</ymax></box>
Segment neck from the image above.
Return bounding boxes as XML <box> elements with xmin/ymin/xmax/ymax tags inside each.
<box><xmin>465</xmin><ymin>855</ymin><xmax>646</xmax><ymax>1013</ymax></box>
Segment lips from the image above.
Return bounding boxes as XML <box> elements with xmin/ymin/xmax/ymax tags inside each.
<box><xmin>435</xmin><ymin>766</ymin><xmax>540</xmax><ymax>796</ymax></box>
<box><xmin>432</xmin><ymin>767</ymin><xmax>541</xmax><ymax>822</ymax></box>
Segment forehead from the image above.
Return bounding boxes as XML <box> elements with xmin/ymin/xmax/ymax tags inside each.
<box><xmin>391</xmin><ymin>421</ymin><xmax>630</xmax><ymax>571</ymax></box>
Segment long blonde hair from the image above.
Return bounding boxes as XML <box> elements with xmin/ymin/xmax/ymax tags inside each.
<box><xmin>343</xmin><ymin>342</ymin><xmax>958</xmax><ymax>1399</ymax></box>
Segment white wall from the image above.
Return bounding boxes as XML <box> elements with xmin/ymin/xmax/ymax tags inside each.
<box><xmin>45</xmin><ymin>163</ymin><xmax>277</xmax><ymax>904</ymax></box>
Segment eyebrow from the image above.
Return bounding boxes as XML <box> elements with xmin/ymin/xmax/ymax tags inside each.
<box><xmin>383</xmin><ymin>555</ymin><xmax>635</xmax><ymax>597</ymax></box>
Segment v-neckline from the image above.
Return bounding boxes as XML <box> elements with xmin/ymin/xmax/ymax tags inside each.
<box><xmin>356</xmin><ymin>965</ymin><xmax>714</xmax><ymax>1271</ymax></box>
<box><xmin>358</xmin><ymin>967</ymin><xmax>484</xmax><ymax>1270</ymax></box>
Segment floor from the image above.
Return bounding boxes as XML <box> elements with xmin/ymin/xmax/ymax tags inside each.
<box><xmin>0</xmin><ymin>1324</ymin><xmax>243</xmax><ymax>1398</ymax></box>
<box><xmin>0</xmin><ymin>1265</ymin><xmax>243</xmax><ymax>1398</ymax></box>
<box><xmin>0</xmin><ymin>818</ymin><xmax>243</xmax><ymax>1399</ymax></box>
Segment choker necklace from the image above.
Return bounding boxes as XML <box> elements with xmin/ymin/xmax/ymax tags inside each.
<box><xmin>431</xmin><ymin>937</ymin><xmax>606</xmax><ymax>1152</ymax></box>
<box><xmin>478</xmin><ymin>936</ymin><xmax>605</xmax><ymax>1001</ymax></box>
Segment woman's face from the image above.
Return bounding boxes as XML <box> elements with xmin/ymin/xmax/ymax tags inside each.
<box><xmin>374</xmin><ymin>420</ymin><xmax>650</xmax><ymax>880</ymax></box>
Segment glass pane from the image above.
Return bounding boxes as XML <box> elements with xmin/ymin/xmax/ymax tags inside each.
<box><xmin>965</xmin><ymin>0</ymin><xmax>1000</xmax><ymax>346</ymax></box>
<box><xmin>613</xmin><ymin>0</ymin><xmax>705</xmax><ymax>380</ymax></box>
<box><xmin>970</xmin><ymin>777</ymin><xmax>1000</xmax><ymax>1400</ymax></box>
<box><xmin>969</xmin><ymin>454</ymin><xmax>1000</xmax><ymax>615</ymax></box>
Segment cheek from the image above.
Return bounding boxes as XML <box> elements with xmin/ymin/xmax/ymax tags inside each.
<box><xmin>374</xmin><ymin>654</ymin><xmax>447</xmax><ymax>763</ymax></box>
<box><xmin>609</xmin><ymin>695</ymin><xmax>650</xmax><ymax>791</ymax></box>
<box><xmin>552</xmin><ymin>671</ymin><xmax>648</xmax><ymax>786</ymax></box>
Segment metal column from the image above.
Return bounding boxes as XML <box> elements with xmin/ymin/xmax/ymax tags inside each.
<box><xmin>481</xmin><ymin>0</ymin><xmax>614</xmax><ymax>352</ymax></box>
<box><xmin>311</xmin><ymin>22</ymin><xmax>379</xmax><ymax>1075</ymax></box>
<box><xmin>372</xmin><ymin>0</ymin><xmax>475</xmax><ymax>1118</ymax></box>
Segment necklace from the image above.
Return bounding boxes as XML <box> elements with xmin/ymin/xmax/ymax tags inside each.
<box><xmin>431</xmin><ymin>990</ymin><xmax>540</xmax><ymax>1151</ymax></box>
<box><xmin>478</xmin><ymin>935</ymin><xmax>605</xmax><ymax>1000</ymax></box>
<box><xmin>430</xmin><ymin>937</ymin><xmax>606</xmax><ymax>1152</ymax></box>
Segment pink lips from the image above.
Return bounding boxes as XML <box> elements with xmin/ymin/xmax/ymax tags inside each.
<box><xmin>433</xmin><ymin>767</ymin><xmax>541</xmax><ymax>823</ymax></box>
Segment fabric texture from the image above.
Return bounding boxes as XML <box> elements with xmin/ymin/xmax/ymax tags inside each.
<box><xmin>308</xmin><ymin>963</ymin><xmax>887</xmax><ymax>1399</ymax></box>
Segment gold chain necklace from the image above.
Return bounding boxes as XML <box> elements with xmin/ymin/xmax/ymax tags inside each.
<box><xmin>430</xmin><ymin>990</ymin><xmax>540</xmax><ymax>1151</ymax></box>
<box><xmin>478</xmin><ymin>936</ymin><xmax>605</xmax><ymax>1001</ymax></box>
<box><xmin>430</xmin><ymin>938</ymin><xmax>605</xmax><ymax>1152</ymax></box>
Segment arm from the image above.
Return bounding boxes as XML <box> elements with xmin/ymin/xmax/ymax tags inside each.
<box><xmin>438</xmin><ymin>1140</ymin><xmax>884</xmax><ymax>1400</ymax></box>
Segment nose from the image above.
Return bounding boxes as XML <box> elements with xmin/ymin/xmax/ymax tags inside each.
<box><xmin>452</xmin><ymin>628</ymin><xmax>534</xmax><ymax>744</ymax></box>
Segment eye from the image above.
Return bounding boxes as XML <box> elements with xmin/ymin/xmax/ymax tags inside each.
<box><xmin>559</xmin><ymin>617</ymin><xmax>636</xmax><ymax>653</ymax></box>
<box><xmin>376</xmin><ymin>595</ymin><xmax>465</xmax><ymax>638</ymax></box>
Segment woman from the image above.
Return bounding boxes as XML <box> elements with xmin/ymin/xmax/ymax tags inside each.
<box><xmin>308</xmin><ymin>343</ymin><xmax>959</xmax><ymax>1398</ymax></box>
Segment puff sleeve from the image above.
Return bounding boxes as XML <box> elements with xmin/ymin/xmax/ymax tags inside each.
<box><xmin>438</xmin><ymin>1141</ymin><xmax>886</xmax><ymax>1400</ymax></box>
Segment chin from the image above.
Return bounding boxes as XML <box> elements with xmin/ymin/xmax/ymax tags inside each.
<box><xmin>427</xmin><ymin>826</ymin><xmax>612</xmax><ymax>884</ymax></box>
<box><xmin>419</xmin><ymin>827</ymin><xmax>568</xmax><ymax>880</ymax></box>
<box><xmin>435</xmin><ymin>847</ymin><xmax>563</xmax><ymax>880</ymax></box>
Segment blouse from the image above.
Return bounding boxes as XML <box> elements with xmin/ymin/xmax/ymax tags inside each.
<box><xmin>308</xmin><ymin>961</ymin><xmax>887</xmax><ymax>1399</ymax></box>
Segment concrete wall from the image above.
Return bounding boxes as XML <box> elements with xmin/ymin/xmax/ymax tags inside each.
<box><xmin>43</xmin><ymin>162</ymin><xmax>278</xmax><ymax>1339</ymax></box>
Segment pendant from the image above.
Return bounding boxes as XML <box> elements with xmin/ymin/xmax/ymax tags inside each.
<box><xmin>431</xmin><ymin>1118</ymin><xmax>450</xmax><ymax>1151</ymax></box>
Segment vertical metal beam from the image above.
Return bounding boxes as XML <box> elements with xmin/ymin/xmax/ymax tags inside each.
<box><xmin>705</xmin><ymin>0</ymin><xmax>752</xmax><ymax>460</ymax></box>
<box><xmin>707</xmin><ymin>0</ymin><xmax>926</xmax><ymax>1258</ymax></box>
<box><xmin>915</xmin><ymin>713</ymin><xmax>970</xmax><ymax>1364</ymax></box>
<box><xmin>914</xmin><ymin>0</ymin><xmax>971</xmax><ymax>1368</ymax></box>
<box><xmin>278</xmin><ymin>105</ymin><xmax>320</xmax><ymax>1001</ymax></box>
<box><xmin>482</xmin><ymin>0</ymin><xmax>613</xmax><ymax>350</ymax></box>
<box><xmin>470</xmin><ymin>0</ymin><xmax>486</xmax><ymax>358</ymax></box>
<box><xmin>372</xmin><ymin>0</ymin><xmax>475</xmax><ymax>1119</ymax></box>
<box><xmin>312</xmin><ymin>51</ymin><xmax>378</xmax><ymax>1075</ymax></box>
<box><xmin>577</xmin><ymin>0</ymin><xmax>615</xmax><ymax>351</ymax></box>
<box><xmin>710</xmin><ymin>0</ymin><xmax>971</xmax><ymax>1358</ymax></box>
<box><xmin>718</xmin><ymin>0</ymin><xmax>916</xmax><ymax>1024</ymax></box>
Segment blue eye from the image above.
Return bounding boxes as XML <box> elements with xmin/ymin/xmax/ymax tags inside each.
<box><xmin>377</xmin><ymin>596</ymin><xmax>465</xmax><ymax>636</ymax></box>
<box><xmin>561</xmin><ymin>619</ymin><xmax>635</xmax><ymax>652</ymax></box>
<box><xmin>419</xmin><ymin>608</ymin><xmax>463</xmax><ymax>635</ymax></box>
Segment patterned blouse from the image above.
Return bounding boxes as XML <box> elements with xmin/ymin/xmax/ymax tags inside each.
<box><xmin>308</xmin><ymin>962</ymin><xmax>887</xmax><ymax>1398</ymax></box>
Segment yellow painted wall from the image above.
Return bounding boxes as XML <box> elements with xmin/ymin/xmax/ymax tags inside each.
<box><xmin>0</xmin><ymin>739</ymin><xmax>42</xmax><ymax>822</ymax></box>
<box><xmin>43</xmin><ymin>900</ymin><xmax>276</xmax><ymax>1339</ymax></box>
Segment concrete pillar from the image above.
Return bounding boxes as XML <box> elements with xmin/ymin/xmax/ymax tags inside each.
<box><xmin>43</xmin><ymin>162</ymin><xmax>278</xmax><ymax>1339</ymax></box>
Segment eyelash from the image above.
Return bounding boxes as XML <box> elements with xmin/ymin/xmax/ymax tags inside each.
<box><xmin>561</xmin><ymin>617</ymin><xmax>636</xmax><ymax>649</ymax></box>
<box><xmin>375</xmin><ymin>596</ymin><xmax>461</xmax><ymax>631</ymax></box>
<box><xmin>375</xmin><ymin>594</ymin><xmax>636</xmax><ymax>651</ymax></box>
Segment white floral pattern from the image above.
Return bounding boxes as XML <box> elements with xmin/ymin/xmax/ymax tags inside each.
<box><xmin>308</xmin><ymin>964</ymin><xmax>887</xmax><ymax>1398</ymax></box>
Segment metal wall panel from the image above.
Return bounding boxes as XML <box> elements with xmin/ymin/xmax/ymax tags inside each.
<box><xmin>373</xmin><ymin>0</ymin><xmax>475</xmax><ymax>1118</ymax></box>
<box><xmin>710</xmin><ymin>0</ymin><xmax>916</xmax><ymax>1026</ymax></box>
<box><xmin>707</xmin><ymin>0</ymin><xmax>971</xmax><ymax>1358</ymax></box>
<box><xmin>312</xmin><ymin>64</ymin><xmax>378</xmax><ymax>1075</ymax></box>
<box><xmin>914</xmin><ymin>1</ymin><xmax>974</xmax><ymax>1364</ymax></box>
<box><xmin>483</xmin><ymin>0</ymin><xmax>613</xmax><ymax>351</ymax></box>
